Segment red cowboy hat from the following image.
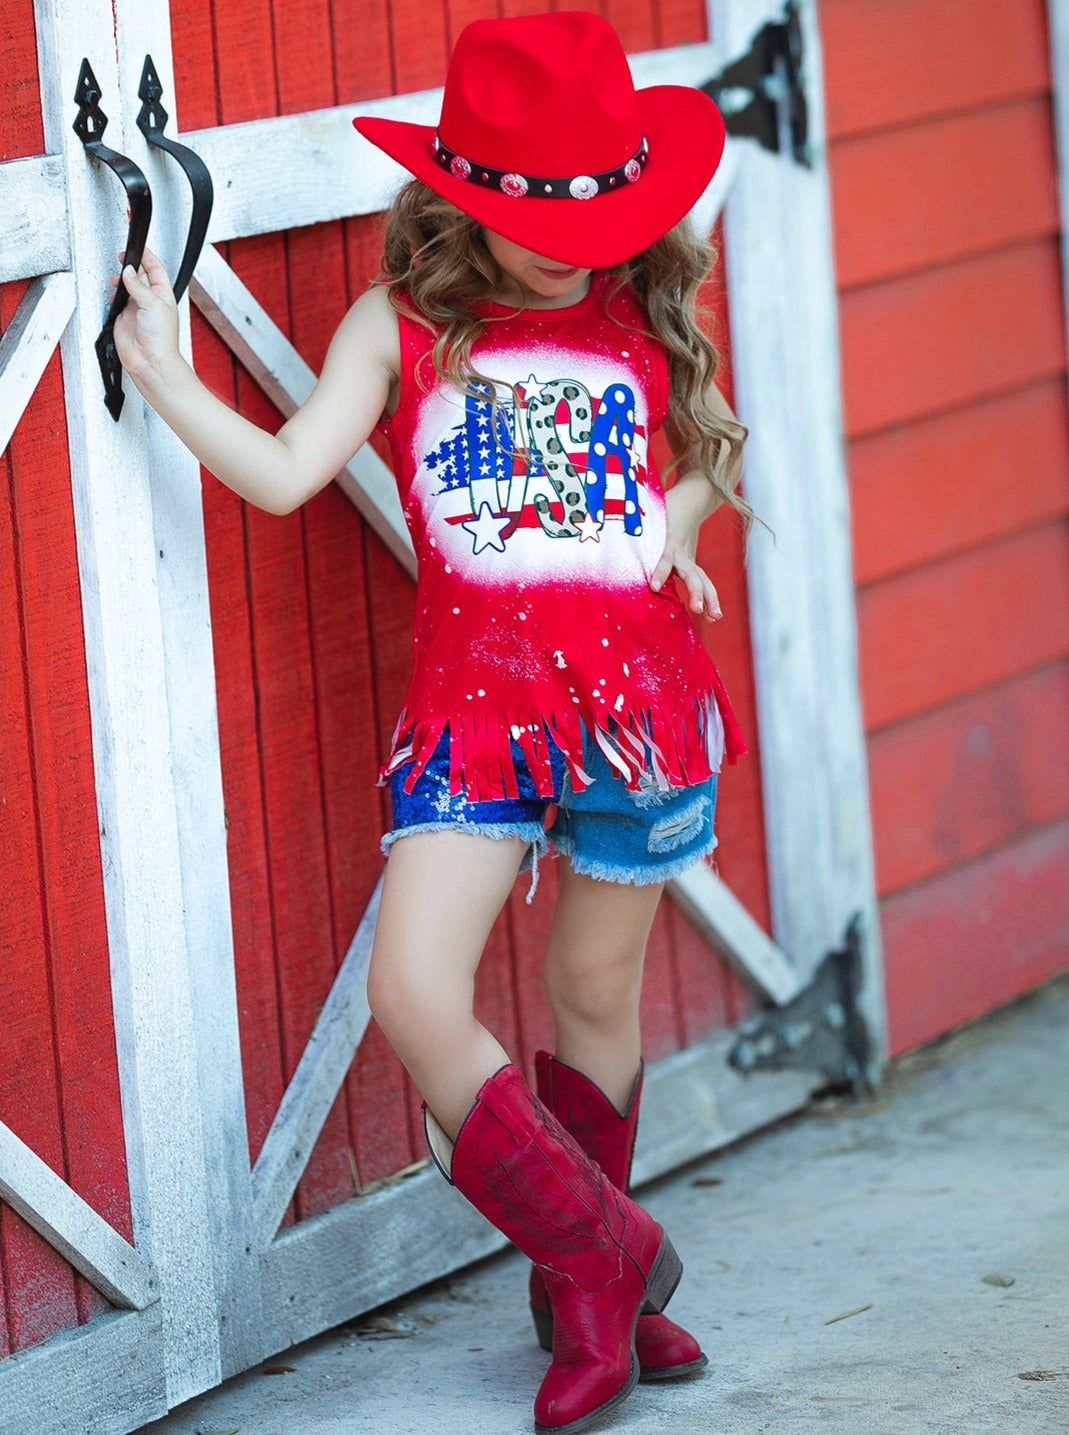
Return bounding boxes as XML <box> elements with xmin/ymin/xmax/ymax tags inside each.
<box><xmin>353</xmin><ymin>11</ymin><xmax>726</xmax><ymax>270</ymax></box>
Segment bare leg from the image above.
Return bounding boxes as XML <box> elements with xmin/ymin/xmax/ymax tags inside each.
<box><xmin>542</xmin><ymin>863</ymin><xmax>665</xmax><ymax>1111</ymax></box>
<box><xmin>367</xmin><ymin>830</ymin><xmax>528</xmax><ymax>1140</ymax></box>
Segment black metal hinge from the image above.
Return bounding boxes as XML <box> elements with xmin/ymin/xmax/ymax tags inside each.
<box><xmin>702</xmin><ymin>0</ymin><xmax>810</xmax><ymax>167</ymax></box>
<box><xmin>729</xmin><ymin>914</ymin><xmax>872</xmax><ymax>1094</ymax></box>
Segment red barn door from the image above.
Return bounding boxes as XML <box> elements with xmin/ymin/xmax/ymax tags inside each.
<box><xmin>0</xmin><ymin>2</ymin><xmax>879</xmax><ymax>1430</ymax></box>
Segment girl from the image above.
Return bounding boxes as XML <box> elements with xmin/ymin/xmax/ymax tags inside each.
<box><xmin>115</xmin><ymin>13</ymin><xmax>749</xmax><ymax>1434</ymax></box>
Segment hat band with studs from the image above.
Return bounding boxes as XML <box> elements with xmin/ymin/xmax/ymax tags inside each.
<box><xmin>432</xmin><ymin>133</ymin><xmax>649</xmax><ymax>200</ymax></box>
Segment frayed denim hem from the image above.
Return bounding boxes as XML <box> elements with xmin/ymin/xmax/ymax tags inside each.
<box><xmin>381</xmin><ymin>821</ymin><xmax>549</xmax><ymax>902</ymax></box>
<box><xmin>551</xmin><ymin>830</ymin><xmax>719</xmax><ymax>887</ymax></box>
<box><xmin>630</xmin><ymin>770</ymin><xmax>719</xmax><ymax>809</ymax></box>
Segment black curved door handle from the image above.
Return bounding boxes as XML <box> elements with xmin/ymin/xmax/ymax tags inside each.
<box><xmin>74</xmin><ymin>58</ymin><xmax>153</xmax><ymax>421</ymax></box>
<box><xmin>136</xmin><ymin>56</ymin><xmax>214</xmax><ymax>304</ymax></box>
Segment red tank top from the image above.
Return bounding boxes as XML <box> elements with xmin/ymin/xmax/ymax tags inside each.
<box><xmin>378</xmin><ymin>275</ymin><xmax>746</xmax><ymax>800</ymax></box>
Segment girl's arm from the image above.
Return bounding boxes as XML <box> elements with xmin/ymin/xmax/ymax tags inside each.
<box><xmin>114</xmin><ymin>250</ymin><xmax>399</xmax><ymax>515</ymax></box>
<box><xmin>650</xmin><ymin>383</ymin><xmax>742</xmax><ymax>622</ymax></box>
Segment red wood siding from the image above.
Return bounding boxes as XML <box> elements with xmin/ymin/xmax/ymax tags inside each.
<box><xmin>169</xmin><ymin>0</ymin><xmax>765</xmax><ymax>1209</ymax></box>
<box><xmin>822</xmin><ymin>0</ymin><xmax>1069</xmax><ymax>1052</ymax></box>
<box><xmin>0</xmin><ymin>3</ymin><xmax>132</xmax><ymax>1361</ymax></box>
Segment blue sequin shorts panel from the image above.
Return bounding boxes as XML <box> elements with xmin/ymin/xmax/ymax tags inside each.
<box><xmin>384</xmin><ymin>725</ymin><xmax>717</xmax><ymax>889</ymax></box>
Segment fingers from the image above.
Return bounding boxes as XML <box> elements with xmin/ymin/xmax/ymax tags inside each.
<box><xmin>651</xmin><ymin>549</ymin><xmax>722</xmax><ymax>620</ymax></box>
<box><xmin>116</xmin><ymin>248</ymin><xmax>175</xmax><ymax>302</ymax></box>
<box><xmin>649</xmin><ymin>551</ymin><xmax>673</xmax><ymax>592</ymax></box>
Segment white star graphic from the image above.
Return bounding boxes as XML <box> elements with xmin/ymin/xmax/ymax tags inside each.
<box><xmin>461</xmin><ymin>501</ymin><xmax>512</xmax><ymax>555</ymax></box>
<box><xmin>576</xmin><ymin>512</ymin><xmax>603</xmax><ymax>543</ymax></box>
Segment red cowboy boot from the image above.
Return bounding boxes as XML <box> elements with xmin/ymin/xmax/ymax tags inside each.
<box><xmin>528</xmin><ymin>1052</ymin><xmax>708</xmax><ymax>1380</ymax></box>
<box><xmin>424</xmin><ymin>1063</ymin><xmax>683</xmax><ymax>1433</ymax></box>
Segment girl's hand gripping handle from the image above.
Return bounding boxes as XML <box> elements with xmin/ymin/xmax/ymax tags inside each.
<box><xmin>112</xmin><ymin>248</ymin><xmax>181</xmax><ymax>387</ymax></box>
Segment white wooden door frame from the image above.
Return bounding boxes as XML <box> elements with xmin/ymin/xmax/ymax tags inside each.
<box><xmin>1</xmin><ymin>0</ymin><xmax>259</xmax><ymax>1425</ymax></box>
<box><xmin>0</xmin><ymin>1</ymin><xmax>882</xmax><ymax>1426</ymax></box>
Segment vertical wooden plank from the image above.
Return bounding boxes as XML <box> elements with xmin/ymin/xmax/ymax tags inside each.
<box><xmin>656</xmin><ymin>0</ymin><xmax>709</xmax><ymax>46</ymax></box>
<box><xmin>116</xmin><ymin>0</ymin><xmax>268</xmax><ymax>1384</ymax></box>
<box><xmin>333</xmin><ymin>0</ymin><xmax>395</xmax><ymax>101</ymax></box>
<box><xmin>606</xmin><ymin>0</ymin><xmax>657</xmax><ymax>52</ymax></box>
<box><xmin>1</xmin><ymin>0</ymin><xmax>73</xmax><ymax>1357</ymax></box>
<box><xmin>232</xmin><ymin>301</ymin><xmax>353</xmax><ymax>1219</ymax></box>
<box><xmin>707</xmin><ymin>0</ymin><xmax>884</xmax><ymax>1063</ymax></box>
<box><xmin>198</xmin><ymin>443</ymin><xmax>286</xmax><ymax>1167</ymax></box>
<box><xmin>211</xmin><ymin>0</ymin><xmax>277</xmax><ymax>125</ymax></box>
<box><xmin>268</xmin><ymin>11</ymin><xmax>368</xmax><ymax>1217</ymax></box>
<box><xmin>271</xmin><ymin>0</ymin><xmax>335</xmax><ymax>115</ymax></box>
<box><xmin>6</xmin><ymin>305</ymin><xmax>133</xmax><ymax>1337</ymax></box>
<box><xmin>0</xmin><ymin>0</ymin><xmax>44</xmax><ymax>161</ymax></box>
<box><xmin>0</xmin><ymin>320</ymin><xmax>79</xmax><ymax>1353</ymax></box>
<box><xmin>169</xmin><ymin>0</ymin><xmax>218</xmax><ymax>129</ymax></box>
<box><xmin>444</xmin><ymin>0</ymin><xmax>498</xmax><ymax>51</ymax></box>
<box><xmin>363</xmin><ymin>533</ymin><xmax>422</xmax><ymax>1167</ymax></box>
<box><xmin>333</xmin><ymin>209</ymin><xmax>423</xmax><ymax>1184</ymax></box>
<box><xmin>390</xmin><ymin>0</ymin><xmax>449</xmax><ymax>94</ymax></box>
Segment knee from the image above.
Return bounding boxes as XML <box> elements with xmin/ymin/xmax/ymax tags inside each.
<box><xmin>367</xmin><ymin>949</ymin><xmax>468</xmax><ymax>1051</ymax></box>
<box><xmin>544</xmin><ymin>956</ymin><xmax>641</xmax><ymax>1034</ymax></box>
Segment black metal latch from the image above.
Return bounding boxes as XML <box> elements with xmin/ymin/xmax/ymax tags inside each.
<box><xmin>702</xmin><ymin>0</ymin><xmax>810</xmax><ymax>167</ymax></box>
<box><xmin>729</xmin><ymin>915</ymin><xmax>872</xmax><ymax>1094</ymax></box>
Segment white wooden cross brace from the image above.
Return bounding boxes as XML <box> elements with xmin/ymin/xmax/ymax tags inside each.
<box><xmin>0</xmin><ymin>1119</ymin><xmax>158</xmax><ymax>1310</ymax></box>
<box><xmin>0</xmin><ymin>272</ymin><xmax>76</xmax><ymax>455</ymax></box>
<box><xmin>250</xmin><ymin>875</ymin><xmax>380</xmax><ymax>1244</ymax></box>
<box><xmin>0</xmin><ymin>155</ymin><xmax>70</xmax><ymax>284</ymax></box>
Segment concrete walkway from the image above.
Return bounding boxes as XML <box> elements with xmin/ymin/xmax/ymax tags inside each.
<box><xmin>143</xmin><ymin>976</ymin><xmax>1069</xmax><ymax>1435</ymax></box>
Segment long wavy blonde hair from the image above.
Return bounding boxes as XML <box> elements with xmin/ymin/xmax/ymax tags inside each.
<box><xmin>377</xmin><ymin>180</ymin><xmax>752</xmax><ymax>529</ymax></box>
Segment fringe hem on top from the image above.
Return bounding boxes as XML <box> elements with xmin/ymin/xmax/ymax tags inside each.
<box><xmin>380</xmin><ymin>681</ymin><xmax>743</xmax><ymax>804</ymax></box>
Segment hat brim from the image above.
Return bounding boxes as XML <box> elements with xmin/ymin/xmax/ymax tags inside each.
<box><xmin>353</xmin><ymin>86</ymin><xmax>725</xmax><ymax>269</ymax></box>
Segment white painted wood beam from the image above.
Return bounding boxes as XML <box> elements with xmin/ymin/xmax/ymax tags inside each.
<box><xmin>669</xmin><ymin>866</ymin><xmax>805</xmax><ymax>1005</ymax></box>
<box><xmin>33</xmin><ymin>0</ymin><xmax>259</xmax><ymax>1408</ymax></box>
<box><xmin>0</xmin><ymin>1307</ymin><xmax>167</xmax><ymax>1431</ymax></box>
<box><xmin>190</xmin><ymin>245</ymin><xmax>414</xmax><ymax>574</ymax></box>
<box><xmin>708</xmin><ymin>0</ymin><xmax>885</xmax><ymax>1062</ymax></box>
<box><xmin>251</xmin><ymin>877</ymin><xmax>380</xmax><ymax>1246</ymax></box>
<box><xmin>0</xmin><ymin>154</ymin><xmax>70</xmax><ymax>282</ymax></box>
<box><xmin>111</xmin><ymin>0</ymin><xmax>269</xmax><ymax>1390</ymax></box>
<box><xmin>0</xmin><ymin>1120</ymin><xmax>158</xmax><ymax>1310</ymax></box>
<box><xmin>0</xmin><ymin>271</ymin><xmax>75</xmax><ymax>455</ymax></box>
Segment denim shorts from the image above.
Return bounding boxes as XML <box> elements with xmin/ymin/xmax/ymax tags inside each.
<box><xmin>383</xmin><ymin>724</ymin><xmax>718</xmax><ymax>898</ymax></box>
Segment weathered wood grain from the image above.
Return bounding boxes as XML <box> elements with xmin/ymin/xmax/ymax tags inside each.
<box><xmin>839</xmin><ymin>240</ymin><xmax>1067</xmax><ymax>439</ymax></box>
<box><xmin>830</xmin><ymin>98</ymin><xmax>1060</xmax><ymax>289</ymax></box>
<box><xmin>849</xmin><ymin>380</ymin><xmax>1069</xmax><ymax>586</ymax></box>
<box><xmin>858</xmin><ymin>522</ymin><xmax>1069</xmax><ymax>731</ymax></box>
<box><xmin>869</xmin><ymin>661</ymin><xmax>1069</xmax><ymax>894</ymax></box>
<box><xmin>0</xmin><ymin>157</ymin><xmax>69</xmax><ymax>283</ymax></box>
<box><xmin>882</xmin><ymin>819</ymin><xmax>1069</xmax><ymax>1055</ymax></box>
<box><xmin>822</xmin><ymin>0</ymin><xmax>1050</xmax><ymax>140</ymax></box>
<box><xmin>0</xmin><ymin>1123</ymin><xmax>156</xmax><ymax>1310</ymax></box>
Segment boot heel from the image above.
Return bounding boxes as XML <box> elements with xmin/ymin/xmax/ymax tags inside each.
<box><xmin>531</xmin><ymin>1305</ymin><xmax>554</xmax><ymax>1353</ymax></box>
<box><xmin>641</xmin><ymin>1231</ymin><xmax>683</xmax><ymax>1315</ymax></box>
